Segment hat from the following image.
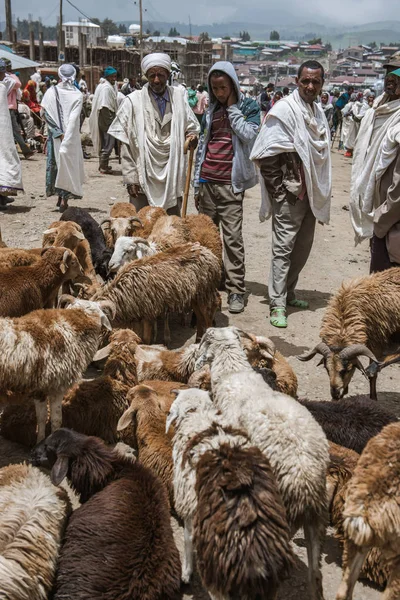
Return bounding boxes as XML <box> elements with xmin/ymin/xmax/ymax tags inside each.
<box><xmin>384</xmin><ymin>51</ymin><xmax>400</xmax><ymax>70</ymax></box>
<box><xmin>0</xmin><ymin>60</ymin><xmax>6</xmax><ymax>72</ymax></box>
<box><xmin>104</xmin><ymin>66</ymin><xmax>117</xmax><ymax>78</ymax></box>
<box><xmin>390</xmin><ymin>68</ymin><xmax>400</xmax><ymax>77</ymax></box>
<box><xmin>141</xmin><ymin>52</ymin><xmax>171</xmax><ymax>74</ymax></box>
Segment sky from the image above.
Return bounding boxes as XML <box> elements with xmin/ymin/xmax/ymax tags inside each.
<box><xmin>0</xmin><ymin>0</ymin><xmax>396</xmax><ymax>30</ymax></box>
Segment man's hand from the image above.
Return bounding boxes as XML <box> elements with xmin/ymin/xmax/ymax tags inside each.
<box><xmin>194</xmin><ymin>194</ymin><xmax>200</xmax><ymax>211</ymax></box>
<box><xmin>227</xmin><ymin>89</ymin><xmax>238</xmax><ymax>107</ymax></box>
<box><xmin>127</xmin><ymin>183</ymin><xmax>140</xmax><ymax>198</ymax></box>
<box><xmin>185</xmin><ymin>135</ymin><xmax>198</xmax><ymax>153</ymax></box>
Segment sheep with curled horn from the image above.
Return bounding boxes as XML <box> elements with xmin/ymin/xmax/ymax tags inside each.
<box><xmin>100</xmin><ymin>215</ymin><xmax>143</xmax><ymax>248</ymax></box>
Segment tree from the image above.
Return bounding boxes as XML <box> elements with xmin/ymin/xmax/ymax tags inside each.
<box><xmin>270</xmin><ymin>30</ymin><xmax>280</xmax><ymax>41</ymax></box>
<box><xmin>118</xmin><ymin>23</ymin><xmax>127</xmax><ymax>33</ymax></box>
<box><xmin>168</xmin><ymin>27</ymin><xmax>180</xmax><ymax>37</ymax></box>
<box><xmin>367</xmin><ymin>41</ymin><xmax>377</xmax><ymax>49</ymax></box>
<box><xmin>198</xmin><ymin>31</ymin><xmax>211</xmax><ymax>42</ymax></box>
<box><xmin>152</xmin><ymin>30</ymin><xmax>160</xmax><ymax>36</ymax></box>
<box><xmin>307</xmin><ymin>37</ymin><xmax>322</xmax><ymax>45</ymax></box>
<box><xmin>325</xmin><ymin>42</ymin><xmax>332</xmax><ymax>52</ymax></box>
<box><xmin>223</xmin><ymin>35</ymin><xmax>230</xmax><ymax>40</ymax></box>
<box><xmin>241</xmin><ymin>30</ymin><xmax>251</xmax><ymax>42</ymax></box>
<box><xmin>101</xmin><ymin>18</ymin><xmax>119</xmax><ymax>36</ymax></box>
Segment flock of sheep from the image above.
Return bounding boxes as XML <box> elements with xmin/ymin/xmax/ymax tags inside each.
<box><xmin>0</xmin><ymin>200</ymin><xmax>399</xmax><ymax>600</ymax></box>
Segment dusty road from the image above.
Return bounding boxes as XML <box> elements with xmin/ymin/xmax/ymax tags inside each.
<box><xmin>2</xmin><ymin>145</ymin><xmax>398</xmax><ymax>600</ymax></box>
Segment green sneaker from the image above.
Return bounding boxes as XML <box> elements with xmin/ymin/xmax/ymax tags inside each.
<box><xmin>287</xmin><ymin>298</ymin><xmax>309</xmax><ymax>309</ymax></box>
<box><xmin>270</xmin><ymin>307</ymin><xmax>287</xmax><ymax>328</ymax></box>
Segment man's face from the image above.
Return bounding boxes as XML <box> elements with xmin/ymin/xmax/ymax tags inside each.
<box><xmin>385</xmin><ymin>74</ymin><xmax>400</xmax><ymax>99</ymax></box>
<box><xmin>130</xmin><ymin>77</ymin><xmax>136</xmax><ymax>86</ymax></box>
<box><xmin>106</xmin><ymin>74</ymin><xmax>117</xmax><ymax>85</ymax></box>
<box><xmin>296</xmin><ymin>67</ymin><xmax>324</xmax><ymax>104</ymax></box>
<box><xmin>147</xmin><ymin>67</ymin><xmax>169</xmax><ymax>95</ymax></box>
<box><xmin>210</xmin><ymin>74</ymin><xmax>233</xmax><ymax>106</ymax></box>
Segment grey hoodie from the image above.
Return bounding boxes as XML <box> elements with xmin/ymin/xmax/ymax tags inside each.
<box><xmin>194</xmin><ymin>61</ymin><xmax>260</xmax><ymax>193</ymax></box>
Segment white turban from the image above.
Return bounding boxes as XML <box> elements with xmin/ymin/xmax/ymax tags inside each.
<box><xmin>141</xmin><ymin>53</ymin><xmax>171</xmax><ymax>74</ymax></box>
<box><xmin>58</xmin><ymin>63</ymin><xmax>76</xmax><ymax>84</ymax></box>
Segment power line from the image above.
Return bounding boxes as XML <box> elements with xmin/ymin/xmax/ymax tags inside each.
<box><xmin>64</xmin><ymin>0</ymin><xmax>96</xmax><ymax>23</ymax></box>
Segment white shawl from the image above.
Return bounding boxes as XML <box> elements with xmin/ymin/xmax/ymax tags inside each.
<box><xmin>0</xmin><ymin>82</ymin><xmax>23</xmax><ymax>192</ymax></box>
<box><xmin>350</xmin><ymin>94</ymin><xmax>400</xmax><ymax>243</ymax></box>
<box><xmin>251</xmin><ymin>89</ymin><xmax>331</xmax><ymax>224</ymax></box>
<box><xmin>41</xmin><ymin>82</ymin><xmax>85</xmax><ymax>197</ymax></box>
<box><xmin>89</xmin><ymin>79</ymin><xmax>118</xmax><ymax>154</ymax></box>
<box><xmin>109</xmin><ymin>84</ymin><xmax>199</xmax><ymax>210</ymax></box>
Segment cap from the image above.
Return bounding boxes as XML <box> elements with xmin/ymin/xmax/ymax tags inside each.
<box><xmin>384</xmin><ymin>51</ymin><xmax>400</xmax><ymax>70</ymax></box>
<box><xmin>389</xmin><ymin>68</ymin><xmax>400</xmax><ymax>77</ymax></box>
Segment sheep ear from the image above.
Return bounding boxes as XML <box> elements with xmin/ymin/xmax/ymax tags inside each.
<box><xmin>136</xmin><ymin>248</ymin><xmax>143</xmax><ymax>259</ymax></box>
<box><xmin>93</xmin><ymin>344</ymin><xmax>112</xmax><ymax>362</ymax></box>
<box><xmin>101</xmin><ymin>314</ymin><xmax>112</xmax><ymax>331</ymax></box>
<box><xmin>43</xmin><ymin>228</ymin><xmax>58</xmax><ymax>235</ymax></box>
<box><xmin>117</xmin><ymin>407</ymin><xmax>135</xmax><ymax>431</ymax></box>
<box><xmin>51</xmin><ymin>455</ymin><xmax>69</xmax><ymax>486</ymax></box>
<box><xmin>73</xmin><ymin>231</ymin><xmax>85</xmax><ymax>241</ymax></box>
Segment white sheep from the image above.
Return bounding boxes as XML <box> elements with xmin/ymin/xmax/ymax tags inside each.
<box><xmin>108</xmin><ymin>236</ymin><xmax>158</xmax><ymax>273</ymax></box>
<box><xmin>196</xmin><ymin>326</ymin><xmax>329</xmax><ymax>600</ymax></box>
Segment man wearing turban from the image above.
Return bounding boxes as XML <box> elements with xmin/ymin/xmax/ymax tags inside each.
<box><xmin>109</xmin><ymin>52</ymin><xmax>199</xmax><ymax>213</ymax></box>
<box><xmin>89</xmin><ymin>66</ymin><xmax>118</xmax><ymax>173</ymax></box>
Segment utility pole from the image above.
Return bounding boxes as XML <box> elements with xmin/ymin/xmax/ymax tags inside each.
<box><xmin>188</xmin><ymin>15</ymin><xmax>192</xmax><ymax>40</ymax></box>
<box><xmin>5</xmin><ymin>0</ymin><xmax>13</xmax><ymax>42</ymax></box>
<box><xmin>139</xmin><ymin>0</ymin><xmax>143</xmax><ymax>62</ymax></box>
<box><xmin>58</xmin><ymin>0</ymin><xmax>64</xmax><ymax>63</ymax></box>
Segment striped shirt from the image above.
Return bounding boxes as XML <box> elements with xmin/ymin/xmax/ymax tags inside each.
<box><xmin>200</xmin><ymin>105</ymin><xmax>233</xmax><ymax>184</ymax></box>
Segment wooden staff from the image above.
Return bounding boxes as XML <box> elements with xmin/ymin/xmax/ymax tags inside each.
<box><xmin>181</xmin><ymin>138</ymin><xmax>195</xmax><ymax>218</ymax></box>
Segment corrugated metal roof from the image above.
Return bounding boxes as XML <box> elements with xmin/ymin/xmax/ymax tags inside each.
<box><xmin>0</xmin><ymin>45</ymin><xmax>40</xmax><ymax>69</ymax></box>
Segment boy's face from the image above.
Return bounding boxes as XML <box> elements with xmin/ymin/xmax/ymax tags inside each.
<box><xmin>210</xmin><ymin>74</ymin><xmax>233</xmax><ymax>106</ymax></box>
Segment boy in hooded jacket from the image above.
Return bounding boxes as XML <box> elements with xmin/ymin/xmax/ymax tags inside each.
<box><xmin>194</xmin><ymin>61</ymin><xmax>260</xmax><ymax>314</ymax></box>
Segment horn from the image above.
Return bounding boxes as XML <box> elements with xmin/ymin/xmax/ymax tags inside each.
<box><xmin>297</xmin><ymin>342</ymin><xmax>332</xmax><ymax>361</ymax></box>
<box><xmin>98</xmin><ymin>300</ymin><xmax>116</xmax><ymax>319</ymax></box>
<box><xmin>133</xmin><ymin>237</ymin><xmax>150</xmax><ymax>246</ymax></box>
<box><xmin>128</xmin><ymin>217</ymin><xmax>143</xmax><ymax>226</ymax></box>
<box><xmin>58</xmin><ymin>294</ymin><xmax>76</xmax><ymax>308</ymax></box>
<box><xmin>100</xmin><ymin>218</ymin><xmax>112</xmax><ymax>227</ymax></box>
<box><xmin>339</xmin><ymin>344</ymin><xmax>378</xmax><ymax>362</ymax></box>
<box><xmin>43</xmin><ymin>228</ymin><xmax>58</xmax><ymax>235</ymax></box>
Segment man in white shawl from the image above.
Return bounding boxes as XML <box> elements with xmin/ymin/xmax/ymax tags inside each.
<box><xmin>0</xmin><ymin>60</ymin><xmax>23</xmax><ymax>209</ymax></box>
<box><xmin>41</xmin><ymin>64</ymin><xmax>84</xmax><ymax>212</ymax></box>
<box><xmin>350</xmin><ymin>70</ymin><xmax>400</xmax><ymax>253</ymax></box>
<box><xmin>251</xmin><ymin>60</ymin><xmax>331</xmax><ymax>328</ymax></box>
<box><xmin>108</xmin><ymin>52</ymin><xmax>199</xmax><ymax>214</ymax></box>
<box><xmin>89</xmin><ymin>67</ymin><xmax>118</xmax><ymax>174</ymax></box>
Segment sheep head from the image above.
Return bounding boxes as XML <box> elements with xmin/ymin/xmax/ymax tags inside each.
<box><xmin>298</xmin><ymin>342</ymin><xmax>378</xmax><ymax>400</ymax></box>
<box><xmin>42</xmin><ymin>221</ymin><xmax>85</xmax><ymax>250</ymax></box>
<box><xmin>58</xmin><ymin>295</ymin><xmax>116</xmax><ymax>331</ymax></box>
<box><xmin>117</xmin><ymin>384</ymin><xmax>163</xmax><ymax>433</ymax></box>
<box><xmin>108</xmin><ymin>236</ymin><xmax>156</xmax><ymax>273</ymax></box>
<box><xmin>101</xmin><ymin>216</ymin><xmax>143</xmax><ymax>244</ymax></box>
<box><xmin>195</xmin><ymin>326</ymin><xmax>243</xmax><ymax>369</ymax></box>
<box><xmin>235</xmin><ymin>328</ymin><xmax>275</xmax><ymax>367</ymax></box>
<box><xmin>94</xmin><ymin>248</ymin><xmax>113</xmax><ymax>282</ymax></box>
<box><xmin>165</xmin><ymin>388</ymin><xmax>213</xmax><ymax>434</ymax></box>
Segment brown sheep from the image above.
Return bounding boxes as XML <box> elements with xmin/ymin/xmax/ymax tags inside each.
<box><xmin>183</xmin><ymin>213</ymin><xmax>223</xmax><ymax>265</ymax></box>
<box><xmin>101</xmin><ymin>202</ymin><xmax>142</xmax><ymax>248</ymax></box>
<box><xmin>0</xmin><ymin>247</ymin><xmax>41</xmax><ymax>268</ymax></box>
<box><xmin>110</xmin><ymin>202</ymin><xmax>137</xmax><ymax>217</ymax></box>
<box><xmin>298</xmin><ymin>268</ymin><xmax>400</xmax><ymax>400</ymax></box>
<box><xmin>0</xmin><ymin>247</ymin><xmax>91</xmax><ymax>316</ymax></box>
<box><xmin>336</xmin><ymin>422</ymin><xmax>400</xmax><ymax>600</ymax></box>
<box><xmin>136</xmin><ymin>206</ymin><xmax>167</xmax><ymax>237</ymax></box>
<box><xmin>148</xmin><ymin>215</ymin><xmax>192</xmax><ymax>249</ymax></box>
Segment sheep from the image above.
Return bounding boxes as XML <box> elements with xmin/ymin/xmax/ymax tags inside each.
<box><xmin>0</xmin><ymin>247</ymin><xmax>41</xmax><ymax>268</ymax></box>
<box><xmin>136</xmin><ymin>205</ymin><xmax>167</xmax><ymax>237</ymax></box>
<box><xmin>147</xmin><ymin>214</ymin><xmax>191</xmax><ymax>249</ymax></box>
<box><xmin>166</xmin><ymin>388</ymin><xmax>294</xmax><ymax>597</ymax></box>
<box><xmin>298</xmin><ymin>268</ymin><xmax>400</xmax><ymax>400</ymax></box>
<box><xmin>108</xmin><ymin>235</ymin><xmax>158</xmax><ymax>273</ymax></box>
<box><xmin>117</xmin><ymin>382</ymin><xmax>188</xmax><ymax>504</ymax></box>
<box><xmin>91</xmin><ymin>242</ymin><xmax>221</xmax><ymax>343</ymax></box>
<box><xmin>327</xmin><ymin>442</ymin><xmax>389</xmax><ymax>589</ymax></box>
<box><xmin>183</xmin><ymin>213</ymin><xmax>223</xmax><ymax>264</ymax></box>
<box><xmin>335</xmin><ymin>421</ymin><xmax>400</xmax><ymax>600</ymax></box>
<box><xmin>0</xmin><ymin>296</ymin><xmax>115</xmax><ymax>443</ymax></box>
<box><xmin>0</xmin><ymin>435</ymin><xmax>30</xmax><ymax>468</ymax></box>
<box><xmin>196</xmin><ymin>326</ymin><xmax>329</xmax><ymax>600</ymax></box>
<box><xmin>0</xmin><ymin>463</ymin><xmax>73</xmax><ymax>600</ymax></box>
<box><xmin>100</xmin><ymin>203</ymin><xmax>143</xmax><ymax>248</ymax></box>
<box><xmin>298</xmin><ymin>397</ymin><xmax>398</xmax><ymax>454</ymax></box>
<box><xmin>32</xmin><ymin>428</ymin><xmax>182</xmax><ymax>600</ymax></box>
<box><xmin>0</xmin><ymin>247</ymin><xmax>91</xmax><ymax>316</ymax></box>
<box><xmin>60</xmin><ymin>207</ymin><xmax>113</xmax><ymax>280</ymax></box>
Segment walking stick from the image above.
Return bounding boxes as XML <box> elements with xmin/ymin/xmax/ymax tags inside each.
<box><xmin>181</xmin><ymin>139</ymin><xmax>195</xmax><ymax>218</ymax></box>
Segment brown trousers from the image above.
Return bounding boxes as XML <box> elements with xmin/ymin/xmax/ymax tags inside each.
<box><xmin>129</xmin><ymin>192</ymin><xmax>182</xmax><ymax>216</ymax></box>
<box><xmin>198</xmin><ymin>182</ymin><xmax>245</xmax><ymax>296</ymax></box>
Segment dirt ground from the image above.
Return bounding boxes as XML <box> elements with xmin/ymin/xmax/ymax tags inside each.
<box><xmin>2</xmin><ymin>144</ymin><xmax>399</xmax><ymax>600</ymax></box>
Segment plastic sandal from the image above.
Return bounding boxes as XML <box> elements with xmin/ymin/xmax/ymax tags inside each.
<box><xmin>270</xmin><ymin>307</ymin><xmax>287</xmax><ymax>328</ymax></box>
<box><xmin>287</xmin><ymin>299</ymin><xmax>309</xmax><ymax>309</ymax></box>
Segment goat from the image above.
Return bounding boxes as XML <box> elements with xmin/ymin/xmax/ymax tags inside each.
<box><xmin>298</xmin><ymin>268</ymin><xmax>400</xmax><ymax>399</ymax></box>
<box><xmin>0</xmin><ymin>463</ymin><xmax>73</xmax><ymax>600</ymax></box>
<box><xmin>0</xmin><ymin>296</ymin><xmax>114</xmax><ymax>442</ymax></box>
<box><xmin>166</xmin><ymin>388</ymin><xmax>294</xmax><ymax>597</ymax></box>
<box><xmin>298</xmin><ymin>396</ymin><xmax>398</xmax><ymax>454</ymax></box>
<box><xmin>336</xmin><ymin>422</ymin><xmax>400</xmax><ymax>600</ymax></box>
<box><xmin>196</xmin><ymin>326</ymin><xmax>329</xmax><ymax>600</ymax></box>
<box><xmin>91</xmin><ymin>243</ymin><xmax>221</xmax><ymax>343</ymax></box>
<box><xmin>60</xmin><ymin>207</ymin><xmax>113</xmax><ymax>281</ymax></box>
<box><xmin>32</xmin><ymin>429</ymin><xmax>182</xmax><ymax>600</ymax></box>
<box><xmin>0</xmin><ymin>247</ymin><xmax>91</xmax><ymax>316</ymax></box>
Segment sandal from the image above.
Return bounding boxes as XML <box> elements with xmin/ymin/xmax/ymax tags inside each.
<box><xmin>270</xmin><ymin>307</ymin><xmax>287</xmax><ymax>328</ymax></box>
<box><xmin>287</xmin><ymin>299</ymin><xmax>309</xmax><ymax>309</ymax></box>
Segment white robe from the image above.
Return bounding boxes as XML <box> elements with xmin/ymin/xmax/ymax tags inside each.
<box><xmin>251</xmin><ymin>88</ymin><xmax>332</xmax><ymax>224</ymax></box>
<box><xmin>41</xmin><ymin>82</ymin><xmax>85</xmax><ymax>197</ymax></box>
<box><xmin>0</xmin><ymin>82</ymin><xmax>23</xmax><ymax>193</ymax></box>
<box><xmin>89</xmin><ymin>79</ymin><xmax>118</xmax><ymax>154</ymax></box>
<box><xmin>350</xmin><ymin>94</ymin><xmax>400</xmax><ymax>243</ymax></box>
<box><xmin>108</xmin><ymin>84</ymin><xmax>199</xmax><ymax>210</ymax></box>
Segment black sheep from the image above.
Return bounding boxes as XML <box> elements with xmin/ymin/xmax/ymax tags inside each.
<box><xmin>32</xmin><ymin>429</ymin><xmax>181</xmax><ymax>600</ymax></box>
<box><xmin>60</xmin><ymin>207</ymin><xmax>112</xmax><ymax>280</ymax></box>
<box><xmin>299</xmin><ymin>397</ymin><xmax>398</xmax><ymax>454</ymax></box>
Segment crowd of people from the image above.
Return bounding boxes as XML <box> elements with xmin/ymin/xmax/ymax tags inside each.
<box><xmin>1</xmin><ymin>51</ymin><xmax>400</xmax><ymax>327</ymax></box>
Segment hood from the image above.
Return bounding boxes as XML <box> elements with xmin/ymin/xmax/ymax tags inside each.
<box><xmin>208</xmin><ymin>61</ymin><xmax>242</xmax><ymax>106</ymax></box>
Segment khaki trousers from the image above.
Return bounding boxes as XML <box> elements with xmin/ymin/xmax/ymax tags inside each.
<box><xmin>269</xmin><ymin>196</ymin><xmax>316</xmax><ymax>308</ymax></box>
<box><xmin>198</xmin><ymin>182</ymin><xmax>245</xmax><ymax>296</ymax></box>
<box><xmin>129</xmin><ymin>193</ymin><xmax>182</xmax><ymax>216</ymax></box>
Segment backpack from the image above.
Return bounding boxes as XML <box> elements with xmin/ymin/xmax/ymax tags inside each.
<box><xmin>188</xmin><ymin>89</ymin><xmax>198</xmax><ymax>108</ymax></box>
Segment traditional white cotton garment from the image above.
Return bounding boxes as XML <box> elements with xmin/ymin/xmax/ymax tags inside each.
<box><xmin>89</xmin><ymin>79</ymin><xmax>118</xmax><ymax>154</ymax></box>
<box><xmin>0</xmin><ymin>82</ymin><xmax>23</xmax><ymax>194</ymax></box>
<box><xmin>251</xmin><ymin>88</ymin><xmax>332</xmax><ymax>224</ymax></box>
<box><xmin>108</xmin><ymin>83</ymin><xmax>199</xmax><ymax>210</ymax></box>
<box><xmin>349</xmin><ymin>93</ymin><xmax>400</xmax><ymax>242</ymax></box>
<box><xmin>41</xmin><ymin>79</ymin><xmax>85</xmax><ymax>197</ymax></box>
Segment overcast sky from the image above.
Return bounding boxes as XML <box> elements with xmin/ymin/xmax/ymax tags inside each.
<box><xmin>0</xmin><ymin>0</ymin><xmax>395</xmax><ymax>29</ymax></box>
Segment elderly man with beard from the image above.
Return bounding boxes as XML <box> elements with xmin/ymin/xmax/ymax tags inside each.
<box><xmin>109</xmin><ymin>53</ymin><xmax>199</xmax><ymax>215</ymax></box>
<box><xmin>251</xmin><ymin>60</ymin><xmax>332</xmax><ymax>328</ymax></box>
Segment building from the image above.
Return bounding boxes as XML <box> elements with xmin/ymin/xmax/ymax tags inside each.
<box><xmin>63</xmin><ymin>19</ymin><xmax>102</xmax><ymax>47</ymax></box>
